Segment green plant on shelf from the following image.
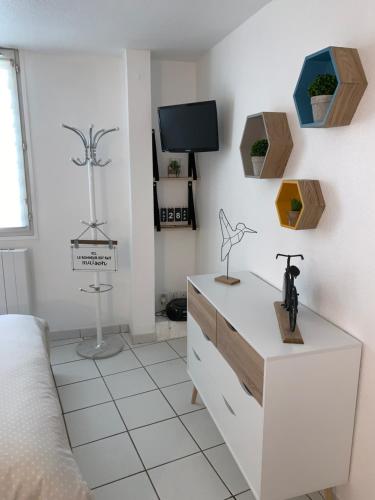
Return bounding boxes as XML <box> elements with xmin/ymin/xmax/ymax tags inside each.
<box><xmin>291</xmin><ymin>198</ymin><xmax>303</xmax><ymax>211</ymax></box>
<box><xmin>308</xmin><ymin>74</ymin><xmax>338</xmax><ymax>97</ymax></box>
<box><xmin>251</xmin><ymin>138</ymin><xmax>269</xmax><ymax>157</ymax></box>
<box><xmin>168</xmin><ymin>159</ymin><xmax>181</xmax><ymax>177</ymax></box>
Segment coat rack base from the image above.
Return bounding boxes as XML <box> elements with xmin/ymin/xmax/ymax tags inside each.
<box><xmin>76</xmin><ymin>334</ymin><xmax>124</xmax><ymax>359</ymax></box>
<box><xmin>215</xmin><ymin>275</ymin><xmax>241</xmax><ymax>285</ymax></box>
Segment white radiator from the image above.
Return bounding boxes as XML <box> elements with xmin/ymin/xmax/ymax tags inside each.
<box><xmin>0</xmin><ymin>249</ymin><xmax>31</xmax><ymax>314</ymax></box>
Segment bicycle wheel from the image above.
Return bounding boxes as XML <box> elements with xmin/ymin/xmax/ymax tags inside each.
<box><xmin>289</xmin><ymin>286</ymin><xmax>298</xmax><ymax>332</ymax></box>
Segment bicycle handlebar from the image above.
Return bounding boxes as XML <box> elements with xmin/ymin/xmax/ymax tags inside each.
<box><xmin>276</xmin><ymin>253</ymin><xmax>304</xmax><ymax>260</ymax></box>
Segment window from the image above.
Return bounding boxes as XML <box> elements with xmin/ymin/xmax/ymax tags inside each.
<box><xmin>0</xmin><ymin>48</ymin><xmax>33</xmax><ymax>236</ymax></box>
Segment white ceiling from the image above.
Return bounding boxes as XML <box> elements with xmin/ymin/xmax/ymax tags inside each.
<box><xmin>0</xmin><ymin>0</ymin><xmax>271</xmax><ymax>60</ymax></box>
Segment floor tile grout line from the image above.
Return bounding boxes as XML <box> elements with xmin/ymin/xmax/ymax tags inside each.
<box><xmin>62</xmin><ymin>398</ymin><xmax>113</xmax><ymax>415</ymax></box>
<box><xmin>165</xmin><ymin>339</ymin><xmax>188</xmax><ymax>359</ymax></box>
<box><xmin>50</xmin><ymin>366</ymin><xmax>73</xmax><ymax>450</ymax></box>
<box><xmin>70</xmin><ymin>430</ymin><xmax>128</xmax><ymax>450</ymax></box>
<box><xmin>55</xmin><ymin>375</ymin><xmax>102</xmax><ymax>388</ymax></box>
<box><xmin>62</xmin><ymin>386</ymin><xmax>205</xmax><ymax>418</ymax></box>
<box><xmin>134</xmin><ymin>357</ymin><xmax>235</xmax><ymax>498</ymax></box>
<box><xmin>91</xmin><ymin>470</ymin><xmax>152</xmax><ymax>492</ymax></box>
<box><xmin>130</xmin><ymin>346</ymin><xmax>190</xmax><ymax>390</ymax></box>
<box><xmin>97</xmin><ymin>361</ymin><xmax>162</xmax><ymax>500</ymax></box>
<box><xmin>53</xmin><ymin>352</ymin><xmax>183</xmax><ymax>371</ymax></box>
<box><xmin>58</xmin><ymin>375</ymin><xmax>195</xmax><ymax>400</ymax></box>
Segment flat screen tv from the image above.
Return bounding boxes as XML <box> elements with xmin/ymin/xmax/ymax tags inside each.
<box><xmin>158</xmin><ymin>100</ymin><xmax>219</xmax><ymax>153</ymax></box>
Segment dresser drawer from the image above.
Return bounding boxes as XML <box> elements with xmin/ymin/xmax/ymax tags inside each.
<box><xmin>188</xmin><ymin>281</ymin><xmax>217</xmax><ymax>344</ymax></box>
<box><xmin>217</xmin><ymin>312</ymin><xmax>264</xmax><ymax>406</ymax></box>
<box><xmin>187</xmin><ymin>317</ymin><xmax>218</xmax><ymax>411</ymax></box>
<box><xmin>198</xmin><ymin>338</ymin><xmax>263</xmax><ymax>497</ymax></box>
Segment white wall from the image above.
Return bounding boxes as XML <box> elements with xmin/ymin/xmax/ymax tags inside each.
<box><xmin>196</xmin><ymin>1</ymin><xmax>375</xmax><ymax>498</ymax></box>
<box><xmin>151</xmin><ymin>60</ymin><xmax>197</xmax><ymax>309</ymax></box>
<box><xmin>3</xmin><ymin>51</ymin><xmax>130</xmax><ymax>332</ymax></box>
<box><xmin>124</xmin><ymin>49</ymin><xmax>155</xmax><ymax>338</ymax></box>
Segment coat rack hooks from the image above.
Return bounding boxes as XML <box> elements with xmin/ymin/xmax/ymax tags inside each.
<box><xmin>62</xmin><ymin>123</ymin><xmax>119</xmax><ymax>167</ymax></box>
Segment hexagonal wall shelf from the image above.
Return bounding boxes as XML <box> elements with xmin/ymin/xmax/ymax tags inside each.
<box><xmin>240</xmin><ymin>112</ymin><xmax>293</xmax><ymax>178</ymax></box>
<box><xmin>293</xmin><ymin>46</ymin><xmax>367</xmax><ymax>128</ymax></box>
<box><xmin>275</xmin><ymin>180</ymin><xmax>325</xmax><ymax>230</ymax></box>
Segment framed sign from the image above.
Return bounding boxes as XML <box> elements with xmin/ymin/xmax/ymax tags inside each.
<box><xmin>71</xmin><ymin>242</ymin><xmax>118</xmax><ymax>272</ymax></box>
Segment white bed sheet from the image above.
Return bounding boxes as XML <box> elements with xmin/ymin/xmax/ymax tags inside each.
<box><xmin>0</xmin><ymin>314</ymin><xmax>93</xmax><ymax>500</ymax></box>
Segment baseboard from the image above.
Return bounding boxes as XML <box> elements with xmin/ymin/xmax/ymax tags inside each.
<box><xmin>320</xmin><ymin>489</ymin><xmax>339</xmax><ymax>500</ymax></box>
<box><xmin>125</xmin><ymin>331</ymin><xmax>157</xmax><ymax>346</ymax></box>
<box><xmin>48</xmin><ymin>323</ymin><xmax>129</xmax><ymax>341</ymax></box>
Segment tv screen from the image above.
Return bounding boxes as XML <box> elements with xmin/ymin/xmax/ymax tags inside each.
<box><xmin>158</xmin><ymin>100</ymin><xmax>219</xmax><ymax>153</ymax></box>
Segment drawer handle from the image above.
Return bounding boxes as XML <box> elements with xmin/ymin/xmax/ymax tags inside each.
<box><xmin>224</xmin><ymin>318</ymin><xmax>237</xmax><ymax>332</ymax></box>
<box><xmin>222</xmin><ymin>395</ymin><xmax>236</xmax><ymax>416</ymax></box>
<box><xmin>240</xmin><ymin>382</ymin><xmax>254</xmax><ymax>398</ymax></box>
<box><xmin>192</xmin><ymin>348</ymin><xmax>201</xmax><ymax>362</ymax></box>
<box><xmin>191</xmin><ymin>284</ymin><xmax>201</xmax><ymax>295</ymax></box>
<box><xmin>201</xmin><ymin>330</ymin><xmax>211</xmax><ymax>342</ymax></box>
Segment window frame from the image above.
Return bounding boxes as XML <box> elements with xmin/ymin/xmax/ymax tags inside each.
<box><xmin>0</xmin><ymin>47</ymin><xmax>34</xmax><ymax>238</ymax></box>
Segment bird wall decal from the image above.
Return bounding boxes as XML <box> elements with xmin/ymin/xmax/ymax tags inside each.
<box><xmin>215</xmin><ymin>209</ymin><xmax>257</xmax><ymax>285</ymax></box>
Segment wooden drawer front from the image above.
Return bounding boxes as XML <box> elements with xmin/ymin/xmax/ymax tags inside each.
<box><xmin>188</xmin><ymin>282</ymin><xmax>217</xmax><ymax>344</ymax></box>
<box><xmin>217</xmin><ymin>312</ymin><xmax>264</xmax><ymax>406</ymax></box>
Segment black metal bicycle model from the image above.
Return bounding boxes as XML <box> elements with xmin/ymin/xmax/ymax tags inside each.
<box><xmin>276</xmin><ymin>253</ymin><xmax>304</xmax><ymax>332</ymax></box>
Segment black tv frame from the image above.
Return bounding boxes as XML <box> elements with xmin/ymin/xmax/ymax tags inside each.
<box><xmin>158</xmin><ymin>100</ymin><xmax>219</xmax><ymax>153</ymax></box>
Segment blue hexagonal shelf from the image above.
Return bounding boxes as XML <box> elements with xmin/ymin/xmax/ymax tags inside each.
<box><xmin>293</xmin><ymin>46</ymin><xmax>367</xmax><ymax>128</ymax></box>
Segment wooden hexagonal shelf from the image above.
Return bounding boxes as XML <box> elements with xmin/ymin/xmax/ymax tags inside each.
<box><xmin>240</xmin><ymin>112</ymin><xmax>293</xmax><ymax>178</ymax></box>
<box><xmin>293</xmin><ymin>46</ymin><xmax>367</xmax><ymax>128</ymax></box>
<box><xmin>275</xmin><ymin>180</ymin><xmax>325</xmax><ymax>230</ymax></box>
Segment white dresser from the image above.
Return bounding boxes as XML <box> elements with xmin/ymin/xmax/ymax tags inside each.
<box><xmin>187</xmin><ymin>271</ymin><xmax>361</xmax><ymax>500</ymax></box>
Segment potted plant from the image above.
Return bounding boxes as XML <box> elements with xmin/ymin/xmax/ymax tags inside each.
<box><xmin>250</xmin><ymin>139</ymin><xmax>269</xmax><ymax>177</ymax></box>
<box><xmin>308</xmin><ymin>73</ymin><xmax>338</xmax><ymax>122</ymax></box>
<box><xmin>288</xmin><ymin>198</ymin><xmax>302</xmax><ymax>226</ymax></box>
<box><xmin>168</xmin><ymin>159</ymin><xmax>181</xmax><ymax>177</ymax></box>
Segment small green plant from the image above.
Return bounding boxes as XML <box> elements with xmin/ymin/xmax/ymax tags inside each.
<box><xmin>251</xmin><ymin>139</ymin><xmax>269</xmax><ymax>157</ymax></box>
<box><xmin>308</xmin><ymin>74</ymin><xmax>338</xmax><ymax>97</ymax></box>
<box><xmin>291</xmin><ymin>198</ymin><xmax>303</xmax><ymax>211</ymax></box>
<box><xmin>168</xmin><ymin>159</ymin><xmax>181</xmax><ymax>176</ymax></box>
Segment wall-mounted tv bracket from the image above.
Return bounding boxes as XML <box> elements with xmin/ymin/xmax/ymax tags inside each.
<box><xmin>188</xmin><ymin>152</ymin><xmax>197</xmax><ymax>180</ymax></box>
<box><xmin>188</xmin><ymin>181</ymin><xmax>197</xmax><ymax>230</ymax></box>
<box><xmin>153</xmin><ymin>181</ymin><xmax>161</xmax><ymax>231</ymax></box>
<box><xmin>63</xmin><ymin>123</ymin><xmax>123</xmax><ymax>360</ymax></box>
<box><xmin>152</xmin><ymin>129</ymin><xmax>160</xmax><ymax>181</ymax></box>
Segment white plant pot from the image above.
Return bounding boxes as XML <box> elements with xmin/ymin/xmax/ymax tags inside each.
<box><xmin>288</xmin><ymin>210</ymin><xmax>300</xmax><ymax>227</ymax></box>
<box><xmin>251</xmin><ymin>156</ymin><xmax>265</xmax><ymax>177</ymax></box>
<box><xmin>311</xmin><ymin>95</ymin><xmax>333</xmax><ymax>122</ymax></box>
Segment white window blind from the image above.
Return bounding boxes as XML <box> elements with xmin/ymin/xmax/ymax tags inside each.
<box><xmin>0</xmin><ymin>48</ymin><xmax>32</xmax><ymax>236</ymax></box>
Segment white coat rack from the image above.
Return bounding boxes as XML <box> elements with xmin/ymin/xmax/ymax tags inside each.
<box><xmin>63</xmin><ymin>123</ymin><xmax>123</xmax><ymax>359</ymax></box>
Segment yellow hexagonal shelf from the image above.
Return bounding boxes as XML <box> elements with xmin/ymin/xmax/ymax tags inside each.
<box><xmin>240</xmin><ymin>112</ymin><xmax>293</xmax><ymax>178</ymax></box>
<box><xmin>275</xmin><ymin>180</ymin><xmax>325</xmax><ymax>230</ymax></box>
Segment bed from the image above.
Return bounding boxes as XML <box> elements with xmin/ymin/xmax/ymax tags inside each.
<box><xmin>0</xmin><ymin>314</ymin><xmax>93</xmax><ymax>500</ymax></box>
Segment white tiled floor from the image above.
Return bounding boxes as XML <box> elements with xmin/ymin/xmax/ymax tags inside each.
<box><xmin>50</xmin><ymin>334</ymin><xmax>323</xmax><ymax>500</ymax></box>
